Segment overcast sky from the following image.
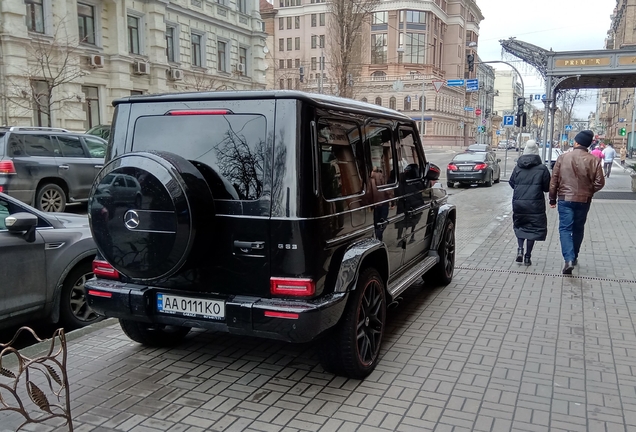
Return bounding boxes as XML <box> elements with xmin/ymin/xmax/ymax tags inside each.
<box><xmin>476</xmin><ymin>0</ymin><xmax>616</xmax><ymax>119</ymax></box>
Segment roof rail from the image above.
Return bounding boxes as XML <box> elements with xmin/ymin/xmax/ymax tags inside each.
<box><xmin>8</xmin><ymin>126</ymin><xmax>70</xmax><ymax>133</ymax></box>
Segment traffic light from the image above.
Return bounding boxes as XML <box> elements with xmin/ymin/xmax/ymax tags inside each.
<box><xmin>467</xmin><ymin>54</ymin><xmax>474</xmax><ymax>72</ymax></box>
<box><xmin>515</xmin><ymin>112</ymin><xmax>527</xmax><ymax>128</ymax></box>
<box><xmin>516</xmin><ymin>97</ymin><xmax>525</xmax><ymax>115</ymax></box>
<box><xmin>347</xmin><ymin>73</ymin><xmax>353</xmax><ymax>87</ymax></box>
<box><xmin>620</xmin><ymin>127</ymin><xmax>626</xmax><ymax>136</ymax></box>
<box><xmin>299</xmin><ymin>66</ymin><xmax>305</xmax><ymax>83</ymax></box>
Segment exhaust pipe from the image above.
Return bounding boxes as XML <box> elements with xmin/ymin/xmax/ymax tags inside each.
<box><xmin>388</xmin><ymin>296</ymin><xmax>403</xmax><ymax>309</ymax></box>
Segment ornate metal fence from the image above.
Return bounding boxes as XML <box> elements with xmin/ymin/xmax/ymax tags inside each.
<box><xmin>0</xmin><ymin>327</ymin><xmax>73</xmax><ymax>431</ymax></box>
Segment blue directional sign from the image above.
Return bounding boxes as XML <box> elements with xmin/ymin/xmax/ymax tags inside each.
<box><xmin>466</xmin><ymin>79</ymin><xmax>479</xmax><ymax>92</ymax></box>
<box><xmin>541</xmin><ymin>94</ymin><xmax>547</xmax><ymax>100</ymax></box>
<box><xmin>565</xmin><ymin>125</ymin><xmax>572</xmax><ymax>131</ymax></box>
<box><xmin>503</xmin><ymin>115</ymin><xmax>515</xmax><ymax>127</ymax></box>
<box><xmin>496</xmin><ymin>130</ymin><xmax>501</xmax><ymax>135</ymax></box>
<box><xmin>464</xmin><ymin>106</ymin><xmax>474</xmax><ymax>111</ymax></box>
<box><xmin>534</xmin><ymin>94</ymin><xmax>541</xmax><ymax>100</ymax></box>
<box><xmin>447</xmin><ymin>79</ymin><xmax>465</xmax><ymax>87</ymax></box>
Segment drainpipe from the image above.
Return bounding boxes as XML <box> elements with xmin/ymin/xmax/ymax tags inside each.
<box><xmin>0</xmin><ymin>2</ymin><xmax>9</xmax><ymax>126</ymax></box>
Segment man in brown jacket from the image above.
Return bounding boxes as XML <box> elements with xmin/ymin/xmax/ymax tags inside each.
<box><xmin>549</xmin><ymin>130</ymin><xmax>605</xmax><ymax>274</ymax></box>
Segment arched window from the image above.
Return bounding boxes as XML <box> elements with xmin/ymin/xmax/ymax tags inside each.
<box><xmin>404</xmin><ymin>96</ymin><xmax>411</xmax><ymax>111</ymax></box>
<box><xmin>389</xmin><ymin>97</ymin><xmax>396</xmax><ymax>110</ymax></box>
<box><xmin>371</xmin><ymin>71</ymin><xmax>387</xmax><ymax>81</ymax></box>
<box><xmin>418</xmin><ymin>96</ymin><xmax>426</xmax><ymax>111</ymax></box>
<box><xmin>375</xmin><ymin>97</ymin><xmax>382</xmax><ymax>106</ymax></box>
<box><xmin>361</xmin><ymin>97</ymin><xmax>368</xmax><ymax>103</ymax></box>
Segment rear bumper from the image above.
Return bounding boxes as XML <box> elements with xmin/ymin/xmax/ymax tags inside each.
<box><xmin>84</xmin><ymin>278</ymin><xmax>348</xmax><ymax>343</ymax></box>
<box><xmin>447</xmin><ymin>170</ymin><xmax>489</xmax><ymax>183</ymax></box>
<box><xmin>0</xmin><ymin>179</ymin><xmax>35</xmax><ymax>205</ymax></box>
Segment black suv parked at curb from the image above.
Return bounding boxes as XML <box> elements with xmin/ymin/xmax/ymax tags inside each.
<box><xmin>85</xmin><ymin>91</ymin><xmax>456</xmax><ymax>378</ymax></box>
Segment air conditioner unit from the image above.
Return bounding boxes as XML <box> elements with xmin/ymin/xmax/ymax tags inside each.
<box><xmin>89</xmin><ymin>54</ymin><xmax>104</xmax><ymax>68</ymax></box>
<box><xmin>169</xmin><ymin>68</ymin><xmax>183</xmax><ymax>81</ymax></box>
<box><xmin>237</xmin><ymin>63</ymin><xmax>245</xmax><ymax>74</ymax></box>
<box><xmin>134</xmin><ymin>61</ymin><xmax>150</xmax><ymax>75</ymax></box>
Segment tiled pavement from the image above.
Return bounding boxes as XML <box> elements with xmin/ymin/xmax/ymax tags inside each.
<box><xmin>3</xmin><ymin>164</ymin><xmax>636</xmax><ymax>432</ymax></box>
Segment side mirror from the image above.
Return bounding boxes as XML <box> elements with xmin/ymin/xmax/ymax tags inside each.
<box><xmin>425</xmin><ymin>162</ymin><xmax>440</xmax><ymax>181</ymax></box>
<box><xmin>6</xmin><ymin>212</ymin><xmax>38</xmax><ymax>243</ymax></box>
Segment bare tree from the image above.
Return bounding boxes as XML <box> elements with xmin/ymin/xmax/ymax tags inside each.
<box><xmin>557</xmin><ymin>89</ymin><xmax>588</xmax><ymax>128</ymax></box>
<box><xmin>326</xmin><ymin>0</ymin><xmax>380</xmax><ymax>99</ymax></box>
<box><xmin>7</xmin><ymin>20</ymin><xmax>86</xmax><ymax>127</ymax></box>
<box><xmin>183</xmin><ymin>71</ymin><xmax>233</xmax><ymax>92</ymax></box>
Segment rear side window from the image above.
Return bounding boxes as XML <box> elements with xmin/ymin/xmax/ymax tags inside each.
<box><xmin>132</xmin><ymin>114</ymin><xmax>267</xmax><ymax>201</ymax></box>
<box><xmin>84</xmin><ymin>136</ymin><xmax>107</xmax><ymax>158</ymax></box>
<box><xmin>398</xmin><ymin>127</ymin><xmax>424</xmax><ymax>181</ymax></box>
<box><xmin>0</xmin><ymin>133</ymin><xmax>5</xmax><ymax>156</ymax></box>
<box><xmin>366</xmin><ymin>125</ymin><xmax>396</xmax><ymax>185</ymax></box>
<box><xmin>317</xmin><ymin>119</ymin><xmax>364</xmax><ymax>200</ymax></box>
<box><xmin>14</xmin><ymin>134</ymin><xmax>58</xmax><ymax>157</ymax></box>
<box><xmin>56</xmin><ymin>135</ymin><xmax>86</xmax><ymax>157</ymax></box>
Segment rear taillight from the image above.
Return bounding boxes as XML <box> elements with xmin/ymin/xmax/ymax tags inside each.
<box><xmin>270</xmin><ymin>277</ymin><xmax>315</xmax><ymax>297</ymax></box>
<box><xmin>474</xmin><ymin>163</ymin><xmax>488</xmax><ymax>170</ymax></box>
<box><xmin>167</xmin><ymin>110</ymin><xmax>229</xmax><ymax>116</ymax></box>
<box><xmin>447</xmin><ymin>164</ymin><xmax>458</xmax><ymax>171</ymax></box>
<box><xmin>87</xmin><ymin>290</ymin><xmax>113</xmax><ymax>298</ymax></box>
<box><xmin>92</xmin><ymin>259</ymin><xmax>120</xmax><ymax>280</ymax></box>
<box><xmin>0</xmin><ymin>160</ymin><xmax>16</xmax><ymax>174</ymax></box>
<box><xmin>264</xmin><ymin>311</ymin><xmax>299</xmax><ymax>319</ymax></box>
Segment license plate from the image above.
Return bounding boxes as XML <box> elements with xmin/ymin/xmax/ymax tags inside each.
<box><xmin>157</xmin><ymin>293</ymin><xmax>225</xmax><ymax>320</ymax></box>
<box><xmin>458</xmin><ymin>166</ymin><xmax>473</xmax><ymax>171</ymax></box>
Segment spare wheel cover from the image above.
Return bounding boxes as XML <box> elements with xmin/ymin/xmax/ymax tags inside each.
<box><xmin>89</xmin><ymin>151</ymin><xmax>213</xmax><ymax>281</ymax></box>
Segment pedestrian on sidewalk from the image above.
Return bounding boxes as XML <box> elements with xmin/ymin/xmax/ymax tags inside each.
<box><xmin>549</xmin><ymin>130</ymin><xmax>605</xmax><ymax>275</ymax></box>
<box><xmin>620</xmin><ymin>146</ymin><xmax>627</xmax><ymax>167</ymax></box>
<box><xmin>602</xmin><ymin>143</ymin><xmax>617</xmax><ymax>177</ymax></box>
<box><xmin>591</xmin><ymin>146</ymin><xmax>603</xmax><ymax>159</ymax></box>
<box><xmin>508</xmin><ymin>140</ymin><xmax>551</xmax><ymax>266</ymax></box>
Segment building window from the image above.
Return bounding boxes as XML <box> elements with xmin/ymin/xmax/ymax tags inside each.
<box><xmin>419</xmin><ymin>96</ymin><xmax>426</xmax><ymax>111</ymax></box>
<box><xmin>286</xmin><ymin>38</ymin><xmax>292</xmax><ymax>51</ymax></box>
<box><xmin>311</xmin><ymin>35</ymin><xmax>317</xmax><ymax>49</ymax></box>
<box><xmin>311</xmin><ymin>14</ymin><xmax>316</xmax><ymax>27</ymax></box>
<box><xmin>287</xmin><ymin>59</ymin><xmax>292</xmax><ymax>68</ymax></box>
<box><xmin>166</xmin><ymin>27</ymin><xmax>176</xmax><ymax>62</ymax></box>
<box><xmin>287</xmin><ymin>17</ymin><xmax>292</xmax><ymax>29</ymax></box>
<box><xmin>319</xmin><ymin>35</ymin><xmax>325</xmax><ymax>48</ymax></box>
<box><xmin>279</xmin><ymin>17</ymin><xmax>284</xmax><ymax>30</ymax></box>
<box><xmin>295</xmin><ymin>58</ymin><xmax>300</xmax><ymax>68</ymax></box>
<box><xmin>237</xmin><ymin>0</ymin><xmax>246</xmax><ymax>13</ymax></box>
<box><xmin>295</xmin><ymin>78</ymin><xmax>300</xmax><ymax>89</ymax></box>
<box><xmin>82</xmin><ymin>86</ymin><xmax>100</xmax><ymax>130</ymax></box>
<box><xmin>287</xmin><ymin>78</ymin><xmax>292</xmax><ymax>89</ymax></box>
<box><xmin>371</xmin><ymin>71</ymin><xmax>386</xmax><ymax>81</ymax></box>
<box><xmin>375</xmin><ymin>97</ymin><xmax>382</xmax><ymax>106</ymax></box>
<box><xmin>405</xmin><ymin>33</ymin><xmax>426</xmax><ymax>64</ymax></box>
<box><xmin>191</xmin><ymin>33</ymin><xmax>203</xmax><ymax>67</ymax></box>
<box><xmin>295</xmin><ymin>16</ymin><xmax>300</xmax><ymax>29</ymax></box>
<box><xmin>372</xmin><ymin>12</ymin><xmax>388</xmax><ymax>24</ymax></box>
<box><xmin>217</xmin><ymin>40</ymin><xmax>227</xmax><ymax>72</ymax></box>
<box><xmin>280</xmin><ymin>78</ymin><xmax>285</xmax><ymax>89</ymax></box>
<box><xmin>389</xmin><ymin>97</ymin><xmax>396</xmax><ymax>110</ymax></box>
<box><xmin>295</xmin><ymin>37</ymin><xmax>300</xmax><ymax>50</ymax></box>
<box><xmin>127</xmin><ymin>15</ymin><xmax>140</xmax><ymax>54</ymax></box>
<box><xmin>361</xmin><ymin>97</ymin><xmax>368</xmax><ymax>103</ymax></box>
<box><xmin>406</xmin><ymin>11</ymin><xmax>426</xmax><ymax>23</ymax></box>
<box><xmin>239</xmin><ymin>47</ymin><xmax>247</xmax><ymax>72</ymax></box>
<box><xmin>131</xmin><ymin>90</ymin><xmax>143</xmax><ymax>96</ymax></box>
<box><xmin>26</xmin><ymin>0</ymin><xmax>45</xmax><ymax>33</ymax></box>
<box><xmin>320</xmin><ymin>13</ymin><xmax>325</xmax><ymax>26</ymax></box>
<box><xmin>77</xmin><ymin>3</ymin><xmax>96</xmax><ymax>45</ymax></box>
<box><xmin>311</xmin><ymin>57</ymin><xmax>317</xmax><ymax>70</ymax></box>
<box><xmin>279</xmin><ymin>59</ymin><xmax>285</xmax><ymax>69</ymax></box>
<box><xmin>404</xmin><ymin>96</ymin><xmax>411</xmax><ymax>110</ymax></box>
<box><xmin>31</xmin><ymin>80</ymin><xmax>50</xmax><ymax>127</ymax></box>
<box><xmin>279</xmin><ymin>38</ymin><xmax>284</xmax><ymax>51</ymax></box>
<box><xmin>371</xmin><ymin>34</ymin><xmax>387</xmax><ymax>64</ymax></box>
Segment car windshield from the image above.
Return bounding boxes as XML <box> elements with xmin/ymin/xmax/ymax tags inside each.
<box><xmin>467</xmin><ymin>144</ymin><xmax>488</xmax><ymax>151</ymax></box>
<box><xmin>453</xmin><ymin>153</ymin><xmax>486</xmax><ymax>162</ymax></box>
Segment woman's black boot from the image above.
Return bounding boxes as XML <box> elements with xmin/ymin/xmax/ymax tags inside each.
<box><xmin>516</xmin><ymin>248</ymin><xmax>524</xmax><ymax>263</ymax></box>
<box><xmin>524</xmin><ymin>255</ymin><xmax>532</xmax><ymax>266</ymax></box>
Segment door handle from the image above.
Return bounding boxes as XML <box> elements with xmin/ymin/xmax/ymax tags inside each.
<box><xmin>233</xmin><ymin>241</ymin><xmax>265</xmax><ymax>250</ymax></box>
<box><xmin>58</xmin><ymin>165</ymin><xmax>69</xmax><ymax>170</ymax></box>
<box><xmin>94</xmin><ymin>165</ymin><xmax>103</xmax><ymax>169</ymax></box>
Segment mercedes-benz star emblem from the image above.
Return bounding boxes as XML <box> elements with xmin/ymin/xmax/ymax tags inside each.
<box><xmin>124</xmin><ymin>210</ymin><xmax>140</xmax><ymax>230</ymax></box>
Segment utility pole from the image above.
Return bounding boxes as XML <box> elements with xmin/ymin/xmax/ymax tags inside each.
<box><xmin>631</xmin><ymin>86</ymin><xmax>636</xmax><ymax>158</ymax></box>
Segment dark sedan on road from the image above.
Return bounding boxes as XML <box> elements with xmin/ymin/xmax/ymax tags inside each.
<box><xmin>0</xmin><ymin>192</ymin><xmax>100</xmax><ymax>330</ymax></box>
<box><xmin>447</xmin><ymin>152</ymin><xmax>501</xmax><ymax>188</ymax></box>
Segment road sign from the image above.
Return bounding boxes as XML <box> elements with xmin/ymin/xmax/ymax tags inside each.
<box><xmin>447</xmin><ymin>79</ymin><xmax>465</xmax><ymax>87</ymax></box>
<box><xmin>477</xmin><ymin>126</ymin><xmax>486</xmax><ymax>133</ymax></box>
<box><xmin>562</xmin><ymin>134</ymin><xmax>568</xmax><ymax>141</ymax></box>
<box><xmin>482</xmin><ymin>119</ymin><xmax>487</xmax><ymax>125</ymax></box>
<box><xmin>464</xmin><ymin>106</ymin><xmax>474</xmax><ymax>111</ymax></box>
<box><xmin>496</xmin><ymin>130</ymin><xmax>501</xmax><ymax>136</ymax></box>
<box><xmin>475</xmin><ymin>108</ymin><xmax>482</xmax><ymax>116</ymax></box>
<box><xmin>503</xmin><ymin>115</ymin><xmax>515</xmax><ymax>128</ymax></box>
<box><xmin>541</xmin><ymin>94</ymin><xmax>547</xmax><ymax>100</ymax></box>
<box><xmin>432</xmin><ymin>80</ymin><xmax>444</xmax><ymax>92</ymax></box>
<box><xmin>565</xmin><ymin>125</ymin><xmax>572</xmax><ymax>131</ymax></box>
<box><xmin>466</xmin><ymin>79</ymin><xmax>478</xmax><ymax>92</ymax></box>
<box><xmin>534</xmin><ymin>94</ymin><xmax>541</xmax><ymax>100</ymax></box>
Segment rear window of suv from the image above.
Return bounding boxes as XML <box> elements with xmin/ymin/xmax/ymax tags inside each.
<box><xmin>132</xmin><ymin>114</ymin><xmax>267</xmax><ymax>201</ymax></box>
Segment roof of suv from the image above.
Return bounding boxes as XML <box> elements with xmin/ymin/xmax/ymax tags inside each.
<box><xmin>113</xmin><ymin>90</ymin><xmax>412</xmax><ymax>121</ymax></box>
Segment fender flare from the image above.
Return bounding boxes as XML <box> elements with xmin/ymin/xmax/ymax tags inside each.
<box><xmin>333</xmin><ymin>238</ymin><xmax>389</xmax><ymax>293</ymax></box>
<box><xmin>48</xmin><ymin>249</ymin><xmax>96</xmax><ymax>323</ymax></box>
<box><xmin>430</xmin><ymin>203</ymin><xmax>456</xmax><ymax>252</ymax></box>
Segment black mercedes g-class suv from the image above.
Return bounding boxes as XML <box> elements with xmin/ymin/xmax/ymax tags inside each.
<box><xmin>85</xmin><ymin>91</ymin><xmax>456</xmax><ymax>378</ymax></box>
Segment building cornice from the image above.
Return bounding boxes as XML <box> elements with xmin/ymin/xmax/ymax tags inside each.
<box><xmin>166</xmin><ymin>3</ymin><xmax>263</xmax><ymax>39</ymax></box>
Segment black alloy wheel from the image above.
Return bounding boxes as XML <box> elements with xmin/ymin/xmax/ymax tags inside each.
<box><xmin>60</xmin><ymin>262</ymin><xmax>101</xmax><ymax>328</ymax></box>
<box><xmin>484</xmin><ymin>171</ymin><xmax>493</xmax><ymax>187</ymax></box>
<box><xmin>427</xmin><ymin>220</ymin><xmax>455</xmax><ymax>286</ymax></box>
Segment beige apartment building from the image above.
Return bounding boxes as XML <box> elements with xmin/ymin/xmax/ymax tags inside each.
<box><xmin>261</xmin><ymin>0</ymin><xmax>484</xmax><ymax>147</ymax></box>
<box><xmin>0</xmin><ymin>0</ymin><xmax>267</xmax><ymax>131</ymax></box>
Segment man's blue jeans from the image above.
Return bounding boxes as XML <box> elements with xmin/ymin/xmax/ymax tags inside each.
<box><xmin>558</xmin><ymin>201</ymin><xmax>591</xmax><ymax>262</ymax></box>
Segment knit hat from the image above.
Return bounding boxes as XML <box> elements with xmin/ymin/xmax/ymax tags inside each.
<box><xmin>574</xmin><ymin>130</ymin><xmax>594</xmax><ymax>147</ymax></box>
<box><xmin>523</xmin><ymin>140</ymin><xmax>539</xmax><ymax>155</ymax></box>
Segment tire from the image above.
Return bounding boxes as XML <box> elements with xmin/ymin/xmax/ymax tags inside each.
<box><xmin>484</xmin><ymin>172</ymin><xmax>493</xmax><ymax>187</ymax></box>
<box><xmin>59</xmin><ymin>261</ymin><xmax>102</xmax><ymax>328</ymax></box>
<box><xmin>119</xmin><ymin>319</ymin><xmax>191</xmax><ymax>347</ymax></box>
<box><xmin>319</xmin><ymin>268</ymin><xmax>386</xmax><ymax>379</ymax></box>
<box><xmin>89</xmin><ymin>151</ymin><xmax>215</xmax><ymax>281</ymax></box>
<box><xmin>427</xmin><ymin>220</ymin><xmax>455</xmax><ymax>286</ymax></box>
<box><xmin>494</xmin><ymin>170</ymin><xmax>501</xmax><ymax>183</ymax></box>
<box><xmin>447</xmin><ymin>181</ymin><xmax>454</xmax><ymax>188</ymax></box>
<box><xmin>36</xmin><ymin>183</ymin><xmax>66</xmax><ymax>212</ymax></box>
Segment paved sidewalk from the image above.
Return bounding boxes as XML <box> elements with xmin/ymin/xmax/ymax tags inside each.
<box><xmin>2</xmin><ymin>170</ymin><xmax>636</xmax><ymax>432</ymax></box>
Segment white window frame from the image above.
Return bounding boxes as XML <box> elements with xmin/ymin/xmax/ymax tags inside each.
<box><xmin>126</xmin><ymin>10</ymin><xmax>146</xmax><ymax>56</ymax></box>
<box><xmin>238</xmin><ymin>45</ymin><xmax>250</xmax><ymax>77</ymax></box>
<box><xmin>190</xmin><ymin>30</ymin><xmax>206</xmax><ymax>68</ymax></box>
<box><xmin>165</xmin><ymin>21</ymin><xmax>181</xmax><ymax>64</ymax></box>
<box><xmin>77</xmin><ymin>0</ymin><xmax>102</xmax><ymax>47</ymax></box>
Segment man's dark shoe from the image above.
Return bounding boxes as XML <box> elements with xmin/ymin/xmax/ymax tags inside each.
<box><xmin>573</xmin><ymin>257</ymin><xmax>578</xmax><ymax>266</ymax></box>
<box><xmin>563</xmin><ymin>261</ymin><xmax>574</xmax><ymax>274</ymax></box>
<box><xmin>524</xmin><ymin>255</ymin><xmax>532</xmax><ymax>266</ymax></box>
<box><xmin>516</xmin><ymin>248</ymin><xmax>524</xmax><ymax>263</ymax></box>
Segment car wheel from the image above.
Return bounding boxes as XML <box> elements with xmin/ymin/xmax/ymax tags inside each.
<box><xmin>319</xmin><ymin>268</ymin><xmax>386</xmax><ymax>379</ymax></box>
<box><xmin>59</xmin><ymin>261</ymin><xmax>101</xmax><ymax>328</ymax></box>
<box><xmin>484</xmin><ymin>172</ymin><xmax>493</xmax><ymax>187</ymax></box>
<box><xmin>494</xmin><ymin>170</ymin><xmax>501</xmax><ymax>183</ymax></box>
<box><xmin>427</xmin><ymin>220</ymin><xmax>455</xmax><ymax>286</ymax></box>
<box><xmin>119</xmin><ymin>319</ymin><xmax>191</xmax><ymax>347</ymax></box>
<box><xmin>36</xmin><ymin>183</ymin><xmax>66</xmax><ymax>212</ymax></box>
<box><xmin>447</xmin><ymin>181</ymin><xmax>454</xmax><ymax>188</ymax></box>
